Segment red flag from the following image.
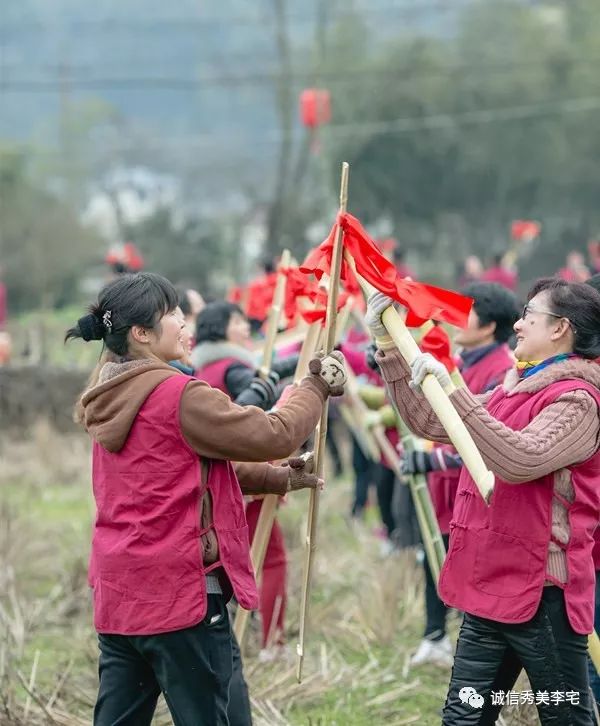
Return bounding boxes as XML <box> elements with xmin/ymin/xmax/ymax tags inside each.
<box><xmin>282</xmin><ymin>266</ymin><xmax>349</xmax><ymax>326</ymax></box>
<box><xmin>511</xmin><ymin>220</ymin><xmax>541</xmax><ymax>242</ymax></box>
<box><xmin>246</xmin><ymin>272</ymin><xmax>278</xmax><ymax>321</ymax></box>
<box><xmin>301</xmin><ymin>213</ymin><xmax>472</xmax><ymax>328</ymax></box>
<box><xmin>419</xmin><ymin>325</ymin><xmax>456</xmax><ymax>372</ymax></box>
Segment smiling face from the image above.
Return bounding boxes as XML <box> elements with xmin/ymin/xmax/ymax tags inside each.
<box><xmin>129</xmin><ymin>307</ymin><xmax>188</xmax><ymax>362</ymax></box>
<box><xmin>513</xmin><ymin>290</ymin><xmax>574</xmax><ymax>362</ymax></box>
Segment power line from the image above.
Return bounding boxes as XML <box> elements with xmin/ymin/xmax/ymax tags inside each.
<box><xmin>18</xmin><ymin>95</ymin><xmax>600</xmax><ymax>157</ymax></box>
<box><xmin>1</xmin><ymin>1</ymin><xmax>472</xmax><ymax>33</ymax></box>
<box><xmin>2</xmin><ymin>55</ymin><xmax>598</xmax><ymax>93</ymax></box>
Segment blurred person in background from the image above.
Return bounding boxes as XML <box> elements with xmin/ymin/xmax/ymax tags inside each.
<box><xmin>558</xmin><ymin>251</ymin><xmax>591</xmax><ymax>283</ymax></box>
<box><xmin>481</xmin><ymin>251</ymin><xmax>518</xmax><ymax>291</ymax></box>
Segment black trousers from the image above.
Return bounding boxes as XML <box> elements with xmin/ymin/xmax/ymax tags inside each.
<box><xmin>423</xmin><ymin>533</ymin><xmax>450</xmax><ymax>640</ymax></box>
<box><xmin>228</xmin><ymin>631</ymin><xmax>253</xmax><ymax>726</ymax></box>
<box><xmin>351</xmin><ymin>437</ymin><xmax>376</xmax><ymax>516</ymax></box>
<box><xmin>443</xmin><ymin>587</ymin><xmax>593</xmax><ymax>725</ymax></box>
<box><xmin>375</xmin><ymin>463</ymin><xmax>396</xmax><ymax>538</ymax></box>
<box><xmin>94</xmin><ymin>595</ymin><xmax>233</xmax><ymax>726</ymax></box>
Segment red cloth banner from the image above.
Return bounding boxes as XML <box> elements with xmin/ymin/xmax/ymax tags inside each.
<box><xmin>301</xmin><ymin>213</ymin><xmax>472</xmax><ymax>328</ymax></box>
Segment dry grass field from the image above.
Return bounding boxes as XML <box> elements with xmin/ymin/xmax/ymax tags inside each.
<box><xmin>0</xmin><ymin>422</ymin><xmax>541</xmax><ymax>725</ymax></box>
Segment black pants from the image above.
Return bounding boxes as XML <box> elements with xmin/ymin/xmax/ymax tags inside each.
<box><xmin>94</xmin><ymin>595</ymin><xmax>233</xmax><ymax>726</ymax></box>
<box><xmin>351</xmin><ymin>437</ymin><xmax>376</xmax><ymax>516</ymax></box>
<box><xmin>443</xmin><ymin>587</ymin><xmax>593</xmax><ymax>725</ymax></box>
<box><xmin>375</xmin><ymin>464</ymin><xmax>396</xmax><ymax>538</ymax></box>
<box><xmin>423</xmin><ymin>533</ymin><xmax>450</xmax><ymax>640</ymax></box>
<box><xmin>228</xmin><ymin>631</ymin><xmax>253</xmax><ymax>726</ymax></box>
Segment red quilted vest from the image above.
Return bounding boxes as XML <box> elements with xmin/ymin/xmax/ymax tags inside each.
<box><xmin>89</xmin><ymin>375</ymin><xmax>258</xmax><ymax>635</ymax></box>
<box><xmin>438</xmin><ymin>377</ymin><xmax>600</xmax><ymax>634</ymax></box>
<box><xmin>194</xmin><ymin>356</ymin><xmax>245</xmax><ymax>393</ymax></box>
<box><xmin>428</xmin><ymin>344</ymin><xmax>514</xmax><ymax>533</ymax></box>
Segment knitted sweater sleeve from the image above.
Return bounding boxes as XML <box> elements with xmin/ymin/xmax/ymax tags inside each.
<box><xmin>375</xmin><ymin>348</ymin><xmax>492</xmax><ymax>443</ymax></box>
<box><xmin>449</xmin><ymin>386</ymin><xmax>600</xmax><ymax>483</ymax></box>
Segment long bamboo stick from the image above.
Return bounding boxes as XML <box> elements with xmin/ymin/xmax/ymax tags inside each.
<box><xmin>233</xmin><ymin>320</ymin><xmax>322</xmax><ymax>647</ymax></box>
<box><xmin>296</xmin><ymin>162</ymin><xmax>349</xmax><ymax>682</ymax></box>
<box><xmin>344</xmin><ymin>255</ymin><xmax>494</xmax><ymax>504</ymax></box>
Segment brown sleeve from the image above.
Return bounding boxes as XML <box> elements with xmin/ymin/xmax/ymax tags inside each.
<box><xmin>234</xmin><ymin>461</ymin><xmax>288</xmax><ymax>496</ymax></box>
<box><xmin>449</xmin><ymin>386</ymin><xmax>600</xmax><ymax>483</ymax></box>
<box><xmin>374</xmin><ymin>348</ymin><xmax>492</xmax><ymax>443</ymax></box>
<box><xmin>179</xmin><ymin>376</ymin><xmax>326</xmax><ymax>462</ymax></box>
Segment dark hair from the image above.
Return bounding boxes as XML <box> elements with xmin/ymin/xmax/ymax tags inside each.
<box><xmin>175</xmin><ymin>285</ymin><xmax>192</xmax><ymax>316</ymax></box>
<box><xmin>586</xmin><ymin>273</ymin><xmax>600</xmax><ymax>296</ymax></box>
<box><xmin>65</xmin><ymin>272</ymin><xmax>179</xmax><ymax>356</ymax></box>
<box><xmin>195</xmin><ymin>301</ymin><xmax>244</xmax><ymax>343</ymax></box>
<box><xmin>262</xmin><ymin>257</ymin><xmax>276</xmax><ymax>275</ymax></box>
<box><xmin>527</xmin><ymin>277</ymin><xmax>600</xmax><ymax>359</ymax></box>
<box><xmin>461</xmin><ymin>282</ymin><xmax>520</xmax><ymax>343</ymax></box>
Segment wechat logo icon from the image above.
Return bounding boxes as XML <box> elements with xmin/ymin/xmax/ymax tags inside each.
<box><xmin>459</xmin><ymin>687</ymin><xmax>484</xmax><ymax>709</ymax></box>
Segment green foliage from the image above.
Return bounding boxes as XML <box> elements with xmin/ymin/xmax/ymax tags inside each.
<box><xmin>328</xmin><ymin>1</ymin><xmax>600</xmax><ymax>281</ymax></box>
<box><xmin>0</xmin><ymin>146</ymin><xmax>101</xmax><ymax>312</ymax></box>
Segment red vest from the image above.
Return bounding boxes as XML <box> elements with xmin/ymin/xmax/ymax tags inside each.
<box><xmin>194</xmin><ymin>356</ymin><xmax>242</xmax><ymax>393</ymax></box>
<box><xmin>89</xmin><ymin>375</ymin><xmax>258</xmax><ymax>635</ymax></box>
<box><xmin>428</xmin><ymin>345</ymin><xmax>514</xmax><ymax>533</ymax></box>
<box><xmin>438</xmin><ymin>378</ymin><xmax>600</xmax><ymax>634</ymax></box>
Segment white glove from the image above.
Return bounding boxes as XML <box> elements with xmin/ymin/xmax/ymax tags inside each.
<box><xmin>410</xmin><ymin>353</ymin><xmax>452</xmax><ymax>392</ymax></box>
<box><xmin>365</xmin><ymin>292</ymin><xmax>397</xmax><ymax>340</ymax></box>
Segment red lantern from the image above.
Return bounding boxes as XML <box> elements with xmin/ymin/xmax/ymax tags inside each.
<box><xmin>510</xmin><ymin>220</ymin><xmax>541</xmax><ymax>242</ymax></box>
<box><xmin>300</xmin><ymin>88</ymin><xmax>331</xmax><ymax>128</ymax></box>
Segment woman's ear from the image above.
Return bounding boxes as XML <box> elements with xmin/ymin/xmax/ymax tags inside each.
<box><xmin>550</xmin><ymin>318</ymin><xmax>573</xmax><ymax>344</ymax></box>
<box><xmin>130</xmin><ymin>325</ymin><xmax>150</xmax><ymax>345</ymax></box>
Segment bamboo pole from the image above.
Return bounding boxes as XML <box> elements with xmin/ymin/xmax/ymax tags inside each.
<box><xmin>344</xmin><ymin>255</ymin><xmax>494</xmax><ymax>504</ymax></box>
<box><xmin>233</xmin><ymin>319</ymin><xmax>322</xmax><ymax>647</ymax></box>
<box><xmin>395</xmin><ymin>415</ymin><xmax>447</xmax><ymax>583</ymax></box>
<box><xmin>233</xmin><ymin>250</ymin><xmax>290</xmax><ymax>647</ymax></box>
<box><xmin>344</xmin><ymin>352</ymin><xmax>446</xmax><ymax>581</ymax></box>
<box><xmin>296</xmin><ymin>162</ymin><xmax>349</xmax><ymax>682</ymax></box>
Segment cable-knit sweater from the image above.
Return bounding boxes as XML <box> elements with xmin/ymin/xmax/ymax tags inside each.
<box><xmin>375</xmin><ymin>349</ymin><xmax>600</xmax><ymax>584</ymax></box>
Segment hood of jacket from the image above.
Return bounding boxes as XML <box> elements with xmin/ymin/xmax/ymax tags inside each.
<box><xmin>81</xmin><ymin>358</ymin><xmax>182</xmax><ymax>452</ymax></box>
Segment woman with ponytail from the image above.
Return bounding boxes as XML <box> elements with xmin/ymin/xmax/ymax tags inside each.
<box><xmin>366</xmin><ymin>278</ymin><xmax>600</xmax><ymax>725</ymax></box>
<box><xmin>66</xmin><ymin>272</ymin><xmax>347</xmax><ymax>726</ymax></box>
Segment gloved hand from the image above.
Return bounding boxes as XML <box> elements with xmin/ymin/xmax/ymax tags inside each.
<box><xmin>285</xmin><ymin>451</ymin><xmax>323</xmax><ymax>492</ymax></box>
<box><xmin>365</xmin><ymin>292</ymin><xmax>399</xmax><ymax>347</ymax></box>
<box><xmin>363</xmin><ymin>409</ymin><xmax>382</xmax><ymax>430</ymax></box>
<box><xmin>248</xmin><ymin>369</ymin><xmax>280</xmax><ymax>409</ymax></box>
<box><xmin>308</xmin><ymin>350</ymin><xmax>347</xmax><ymax>397</ymax></box>
<box><xmin>402</xmin><ymin>450</ymin><xmax>434</xmax><ymax>475</ymax></box>
<box><xmin>410</xmin><ymin>353</ymin><xmax>452</xmax><ymax>392</ymax></box>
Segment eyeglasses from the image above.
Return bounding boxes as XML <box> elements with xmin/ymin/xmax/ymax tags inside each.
<box><xmin>521</xmin><ymin>304</ymin><xmax>576</xmax><ymax>332</ymax></box>
<box><xmin>521</xmin><ymin>304</ymin><xmax>563</xmax><ymax>320</ymax></box>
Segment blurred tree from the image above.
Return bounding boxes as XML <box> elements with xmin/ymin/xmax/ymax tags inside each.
<box><xmin>0</xmin><ymin>146</ymin><xmax>100</xmax><ymax>313</ymax></box>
